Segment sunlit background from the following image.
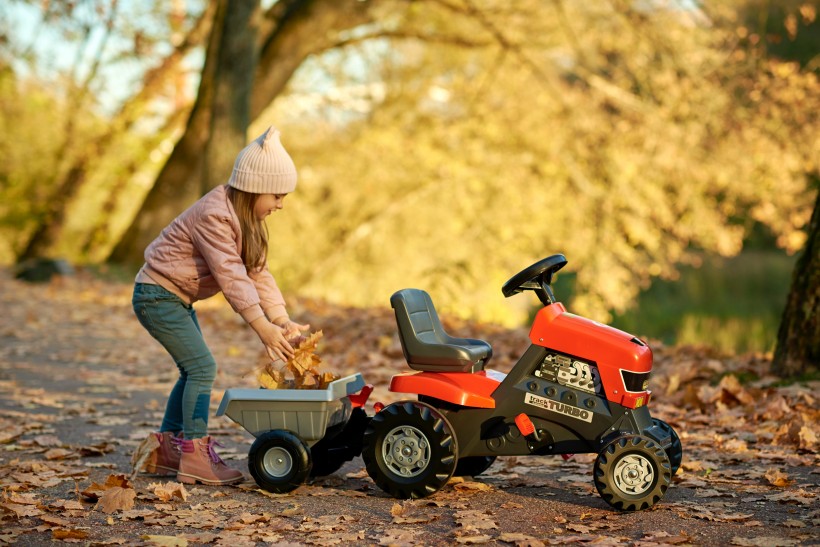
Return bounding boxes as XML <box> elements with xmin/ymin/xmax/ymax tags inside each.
<box><xmin>1</xmin><ymin>0</ymin><xmax>817</xmax><ymax>354</ymax></box>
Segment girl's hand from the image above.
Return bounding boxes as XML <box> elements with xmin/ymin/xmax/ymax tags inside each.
<box><xmin>250</xmin><ymin>317</ymin><xmax>294</xmax><ymax>362</ymax></box>
<box><xmin>280</xmin><ymin>320</ymin><xmax>311</xmax><ymax>345</ymax></box>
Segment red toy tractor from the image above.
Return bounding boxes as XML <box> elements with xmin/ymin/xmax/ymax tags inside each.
<box><xmin>362</xmin><ymin>254</ymin><xmax>682</xmax><ymax>511</ymax></box>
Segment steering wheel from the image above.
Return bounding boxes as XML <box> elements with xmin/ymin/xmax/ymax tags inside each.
<box><xmin>501</xmin><ymin>254</ymin><xmax>568</xmax><ymax>305</ymax></box>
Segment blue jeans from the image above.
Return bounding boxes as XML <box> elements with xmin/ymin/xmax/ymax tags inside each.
<box><xmin>132</xmin><ymin>283</ymin><xmax>216</xmax><ymax>439</ymax></box>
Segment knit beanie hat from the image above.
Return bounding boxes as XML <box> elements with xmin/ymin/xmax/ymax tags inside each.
<box><xmin>227</xmin><ymin>126</ymin><xmax>297</xmax><ymax>194</ymax></box>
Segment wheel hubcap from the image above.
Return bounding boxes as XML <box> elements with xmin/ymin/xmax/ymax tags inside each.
<box><xmin>263</xmin><ymin>447</ymin><xmax>293</xmax><ymax>478</ymax></box>
<box><xmin>612</xmin><ymin>454</ymin><xmax>654</xmax><ymax>496</ymax></box>
<box><xmin>383</xmin><ymin>425</ymin><xmax>431</xmax><ymax>478</ymax></box>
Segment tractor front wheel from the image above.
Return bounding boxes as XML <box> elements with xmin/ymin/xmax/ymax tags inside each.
<box><xmin>594</xmin><ymin>434</ymin><xmax>671</xmax><ymax>511</ymax></box>
<box><xmin>362</xmin><ymin>401</ymin><xmax>457</xmax><ymax>499</ymax></box>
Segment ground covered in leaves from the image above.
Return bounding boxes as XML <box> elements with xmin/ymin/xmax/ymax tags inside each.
<box><xmin>0</xmin><ymin>269</ymin><xmax>818</xmax><ymax>546</ymax></box>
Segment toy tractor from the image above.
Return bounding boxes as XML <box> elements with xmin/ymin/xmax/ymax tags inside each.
<box><xmin>362</xmin><ymin>254</ymin><xmax>682</xmax><ymax>511</ymax></box>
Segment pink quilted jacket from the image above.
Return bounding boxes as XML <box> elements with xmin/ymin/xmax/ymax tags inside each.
<box><xmin>136</xmin><ymin>184</ymin><xmax>287</xmax><ymax>324</ymax></box>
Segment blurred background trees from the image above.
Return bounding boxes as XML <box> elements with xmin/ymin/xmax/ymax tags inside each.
<box><xmin>0</xmin><ymin>0</ymin><xmax>817</xmax><ymax>370</ymax></box>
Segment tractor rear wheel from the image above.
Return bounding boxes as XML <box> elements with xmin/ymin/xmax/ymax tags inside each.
<box><xmin>362</xmin><ymin>401</ymin><xmax>457</xmax><ymax>499</ymax></box>
<box><xmin>594</xmin><ymin>434</ymin><xmax>671</xmax><ymax>511</ymax></box>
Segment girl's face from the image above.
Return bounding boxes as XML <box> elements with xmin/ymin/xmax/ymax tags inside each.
<box><xmin>254</xmin><ymin>193</ymin><xmax>287</xmax><ymax>220</ymax></box>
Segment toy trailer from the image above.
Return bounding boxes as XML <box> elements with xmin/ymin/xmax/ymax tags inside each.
<box><xmin>216</xmin><ymin>373</ymin><xmax>371</xmax><ymax>493</ymax></box>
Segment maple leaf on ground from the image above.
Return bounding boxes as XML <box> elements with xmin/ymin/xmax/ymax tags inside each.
<box><xmin>98</xmin><ymin>485</ymin><xmax>137</xmax><ymax>514</ymax></box>
<box><xmin>148</xmin><ymin>481</ymin><xmax>188</xmax><ymax>502</ymax></box>
<box><xmin>81</xmin><ymin>475</ymin><xmax>137</xmax><ymax>514</ymax></box>
<box><xmin>81</xmin><ymin>473</ymin><xmax>133</xmax><ymax>501</ymax></box>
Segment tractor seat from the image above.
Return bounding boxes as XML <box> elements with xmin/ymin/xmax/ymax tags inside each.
<box><xmin>390</xmin><ymin>289</ymin><xmax>493</xmax><ymax>373</ymax></box>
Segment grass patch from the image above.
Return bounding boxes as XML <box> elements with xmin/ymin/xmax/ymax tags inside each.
<box><xmin>608</xmin><ymin>250</ymin><xmax>796</xmax><ymax>354</ymax></box>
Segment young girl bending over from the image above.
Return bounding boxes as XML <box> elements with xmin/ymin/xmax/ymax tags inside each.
<box><xmin>132</xmin><ymin>127</ymin><xmax>309</xmax><ymax>485</ymax></box>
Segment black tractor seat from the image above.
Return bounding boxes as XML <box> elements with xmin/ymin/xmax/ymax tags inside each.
<box><xmin>390</xmin><ymin>289</ymin><xmax>493</xmax><ymax>373</ymax></box>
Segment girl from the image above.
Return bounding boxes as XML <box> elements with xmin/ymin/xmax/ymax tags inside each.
<box><xmin>132</xmin><ymin>127</ymin><xmax>309</xmax><ymax>485</ymax></box>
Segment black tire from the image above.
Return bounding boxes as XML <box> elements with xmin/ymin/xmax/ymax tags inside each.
<box><xmin>362</xmin><ymin>401</ymin><xmax>457</xmax><ymax>499</ymax></box>
<box><xmin>310</xmin><ymin>408</ymin><xmax>369</xmax><ymax>477</ymax></box>
<box><xmin>594</xmin><ymin>434</ymin><xmax>671</xmax><ymax>511</ymax></box>
<box><xmin>652</xmin><ymin>418</ymin><xmax>683</xmax><ymax>476</ymax></box>
<box><xmin>248</xmin><ymin>430</ymin><xmax>311</xmax><ymax>494</ymax></box>
<box><xmin>454</xmin><ymin>456</ymin><xmax>497</xmax><ymax>477</ymax></box>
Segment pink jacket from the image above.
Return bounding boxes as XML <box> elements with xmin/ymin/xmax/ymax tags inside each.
<box><xmin>136</xmin><ymin>184</ymin><xmax>287</xmax><ymax>324</ymax></box>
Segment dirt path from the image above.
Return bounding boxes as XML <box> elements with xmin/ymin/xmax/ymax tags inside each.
<box><xmin>0</xmin><ymin>269</ymin><xmax>817</xmax><ymax>546</ymax></box>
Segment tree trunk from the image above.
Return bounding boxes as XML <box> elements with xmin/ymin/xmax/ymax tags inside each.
<box><xmin>108</xmin><ymin>0</ymin><xmax>230</xmax><ymax>265</ymax></box>
<box><xmin>772</xmin><ymin>185</ymin><xmax>820</xmax><ymax>377</ymax></box>
<box><xmin>108</xmin><ymin>0</ymin><xmax>374</xmax><ymax>267</ymax></box>
<box><xmin>204</xmin><ymin>1</ymin><xmax>261</xmax><ymax>192</ymax></box>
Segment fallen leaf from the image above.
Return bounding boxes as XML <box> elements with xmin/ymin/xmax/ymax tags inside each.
<box><xmin>497</xmin><ymin>532</ymin><xmax>546</xmax><ymax>546</ymax></box>
<box><xmin>730</xmin><ymin>537</ymin><xmax>800</xmax><ymax>546</ymax></box>
<box><xmin>82</xmin><ymin>473</ymin><xmax>133</xmax><ymax>500</ymax></box>
<box><xmin>455</xmin><ymin>534</ymin><xmax>494</xmax><ymax>545</ymax></box>
<box><xmin>453</xmin><ymin>480</ymin><xmax>494</xmax><ymax>493</ymax></box>
<box><xmin>454</xmin><ymin>509</ymin><xmax>498</xmax><ymax>532</ymax></box>
<box><xmin>141</xmin><ymin>535</ymin><xmax>189</xmax><ymax>546</ymax></box>
<box><xmin>149</xmin><ymin>482</ymin><xmax>188</xmax><ymax>502</ymax></box>
<box><xmin>130</xmin><ymin>433</ymin><xmax>161</xmax><ymax>477</ymax></box>
<box><xmin>98</xmin><ymin>486</ymin><xmax>136</xmax><ymax>514</ymax></box>
<box><xmin>390</xmin><ymin>502</ymin><xmax>436</xmax><ymax>524</ymax></box>
<box><xmin>52</xmin><ymin>529</ymin><xmax>90</xmax><ymax>540</ymax></box>
<box><xmin>1</xmin><ymin>501</ymin><xmax>43</xmax><ymax>518</ymax></box>
<box><xmin>763</xmin><ymin>468</ymin><xmax>794</xmax><ymax>487</ymax></box>
<box><xmin>377</xmin><ymin>528</ymin><xmax>418</xmax><ymax>546</ymax></box>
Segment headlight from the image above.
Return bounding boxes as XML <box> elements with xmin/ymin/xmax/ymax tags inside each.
<box><xmin>621</xmin><ymin>370</ymin><xmax>650</xmax><ymax>392</ymax></box>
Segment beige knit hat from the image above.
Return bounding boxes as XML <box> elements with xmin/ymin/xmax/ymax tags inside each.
<box><xmin>227</xmin><ymin>126</ymin><xmax>297</xmax><ymax>194</ymax></box>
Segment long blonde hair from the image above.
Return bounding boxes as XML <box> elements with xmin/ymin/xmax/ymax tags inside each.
<box><xmin>226</xmin><ymin>186</ymin><xmax>268</xmax><ymax>271</ymax></box>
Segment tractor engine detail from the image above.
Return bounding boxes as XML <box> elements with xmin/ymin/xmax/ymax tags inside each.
<box><xmin>533</xmin><ymin>352</ymin><xmax>601</xmax><ymax>395</ymax></box>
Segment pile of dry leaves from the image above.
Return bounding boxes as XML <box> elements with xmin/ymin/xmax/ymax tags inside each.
<box><xmin>257</xmin><ymin>331</ymin><xmax>340</xmax><ymax>390</ymax></box>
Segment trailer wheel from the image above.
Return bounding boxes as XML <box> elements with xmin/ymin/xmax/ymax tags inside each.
<box><xmin>249</xmin><ymin>430</ymin><xmax>311</xmax><ymax>494</ymax></box>
<box><xmin>454</xmin><ymin>456</ymin><xmax>496</xmax><ymax>477</ymax></box>
<box><xmin>594</xmin><ymin>434</ymin><xmax>671</xmax><ymax>511</ymax></box>
<box><xmin>362</xmin><ymin>401</ymin><xmax>457</xmax><ymax>499</ymax></box>
<box><xmin>652</xmin><ymin>418</ymin><xmax>683</xmax><ymax>476</ymax></box>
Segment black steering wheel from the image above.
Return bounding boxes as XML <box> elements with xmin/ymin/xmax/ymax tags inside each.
<box><xmin>502</xmin><ymin>254</ymin><xmax>568</xmax><ymax>306</ymax></box>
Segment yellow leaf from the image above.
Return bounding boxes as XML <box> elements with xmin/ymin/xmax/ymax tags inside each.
<box><xmin>257</xmin><ymin>371</ymin><xmax>281</xmax><ymax>390</ymax></box>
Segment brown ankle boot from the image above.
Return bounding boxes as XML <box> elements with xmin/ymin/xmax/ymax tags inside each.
<box><xmin>176</xmin><ymin>436</ymin><xmax>244</xmax><ymax>486</ymax></box>
<box><xmin>144</xmin><ymin>432</ymin><xmax>181</xmax><ymax>475</ymax></box>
